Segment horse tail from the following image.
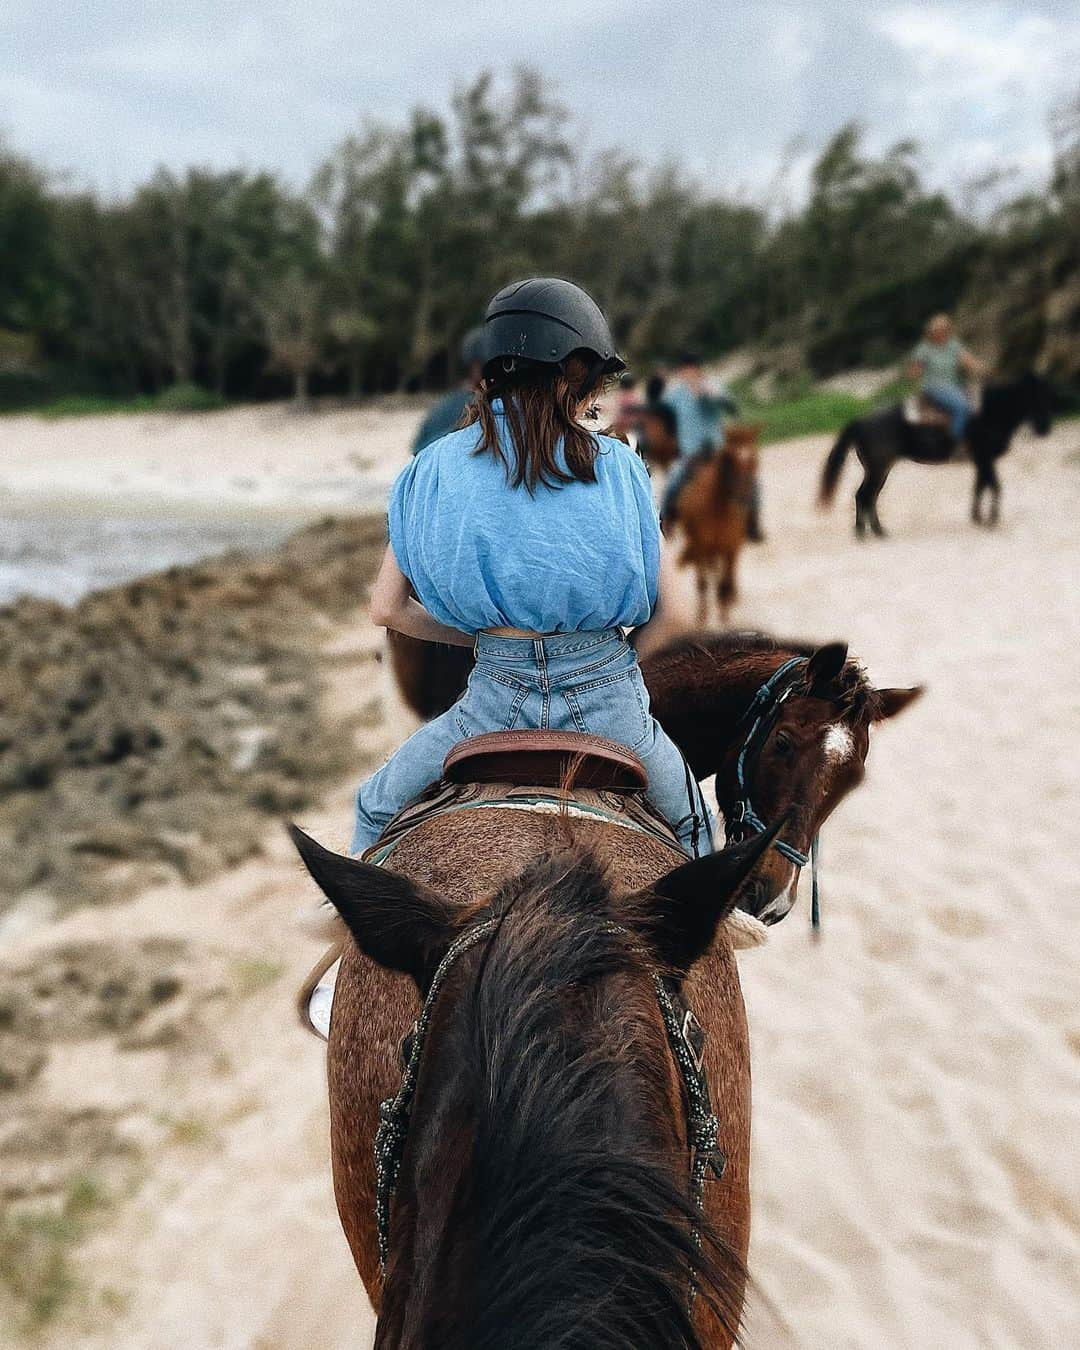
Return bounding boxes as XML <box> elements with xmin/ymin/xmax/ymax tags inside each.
<box><xmin>819</xmin><ymin>422</ymin><xmax>857</xmax><ymax>507</ymax></box>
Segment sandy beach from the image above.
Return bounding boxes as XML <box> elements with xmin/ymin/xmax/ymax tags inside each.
<box><xmin>0</xmin><ymin>401</ymin><xmax>417</xmax><ymax>514</ymax></box>
<box><xmin>2</xmin><ymin>403</ymin><xmax>1079</xmax><ymax>1348</ymax></box>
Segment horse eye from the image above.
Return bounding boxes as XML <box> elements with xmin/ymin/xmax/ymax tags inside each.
<box><xmin>774</xmin><ymin>729</ymin><xmax>795</xmax><ymax>753</ymax></box>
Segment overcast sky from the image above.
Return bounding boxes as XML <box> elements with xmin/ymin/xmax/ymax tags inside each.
<box><xmin>2</xmin><ymin>1</ymin><xmax>1078</xmax><ymax>206</ymax></box>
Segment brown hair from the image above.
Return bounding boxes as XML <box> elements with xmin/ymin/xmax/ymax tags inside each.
<box><xmin>461</xmin><ymin>354</ymin><xmax>610</xmax><ymax>491</ymax></box>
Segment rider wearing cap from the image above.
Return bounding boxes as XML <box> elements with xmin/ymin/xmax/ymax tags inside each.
<box><xmin>410</xmin><ymin>327</ymin><xmax>485</xmax><ymax>454</ymax></box>
<box><xmin>351</xmin><ymin>277</ymin><xmax>713</xmax><ymax>858</ymax></box>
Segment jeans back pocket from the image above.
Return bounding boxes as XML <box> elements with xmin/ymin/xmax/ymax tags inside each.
<box><xmin>561</xmin><ymin>667</ymin><xmax>651</xmax><ymax>752</ymax></box>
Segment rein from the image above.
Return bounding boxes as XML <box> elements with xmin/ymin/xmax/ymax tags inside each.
<box><xmin>374</xmin><ymin>915</ymin><xmax>725</xmax><ymax>1309</ymax></box>
<box><xmin>725</xmin><ymin>655</ymin><xmax>822</xmax><ymax>931</ymax></box>
<box><xmin>374</xmin><ymin>915</ymin><xmax>501</xmax><ymax>1269</ymax></box>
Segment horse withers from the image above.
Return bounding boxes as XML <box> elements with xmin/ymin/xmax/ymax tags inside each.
<box><xmin>818</xmin><ymin>371</ymin><xmax>1054</xmax><ymax>536</ymax></box>
<box><xmin>291</xmin><ymin>799</ymin><xmax>787</xmax><ymax>1347</ymax></box>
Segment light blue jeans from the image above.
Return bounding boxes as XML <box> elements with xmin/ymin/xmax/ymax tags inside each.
<box><xmin>924</xmin><ymin>383</ymin><xmax>969</xmax><ymax>438</ymax></box>
<box><xmin>352</xmin><ymin>629</ymin><xmax>714</xmax><ymax>858</ymax></box>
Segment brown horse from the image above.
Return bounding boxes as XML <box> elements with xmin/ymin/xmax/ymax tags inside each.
<box><xmin>291</xmin><ymin>813</ymin><xmax>779</xmax><ymax>1348</ymax></box>
<box><xmin>383</xmin><ymin>630</ymin><xmax>921</xmax><ymax>923</ymax></box>
<box><xmin>641</xmin><ymin>632</ymin><xmax>921</xmax><ymax>921</ymax></box>
<box><xmin>289</xmin><ymin>636</ymin><xmax>921</xmax><ymax>1343</ymax></box>
<box><xmin>673</xmin><ymin>425</ymin><xmax>761</xmax><ymax>625</ymax></box>
<box><xmin>638</xmin><ymin>401</ymin><xmax>680</xmax><ymax>470</ymax></box>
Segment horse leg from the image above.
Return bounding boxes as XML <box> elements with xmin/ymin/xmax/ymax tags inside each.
<box><xmin>717</xmin><ymin>552</ymin><xmax>736</xmax><ymax>626</ymax></box>
<box><xmin>972</xmin><ymin>459</ymin><xmax>995</xmax><ymax>525</ymax></box>
<box><xmin>696</xmin><ymin>566</ymin><xmax>709</xmax><ymax>626</ymax></box>
<box><xmin>972</xmin><ymin>460</ymin><xmax>985</xmax><ymax>524</ymax></box>
<box><xmin>863</xmin><ymin>464</ymin><xmax>891</xmax><ymax>538</ymax></box>
<box><xmin>854</xmin><ymin>474</ymin><xmax>869</xmax><ymax>539</ymax></box>
<box><xmin>856</xmin><ymin>467</ymin><xmax>889</xmax><ymax>539</ymax></box>
<box><xmin>986</xmin><ymin>462</ymin><xmax>1002</xmax><ymax>526</ymax></box>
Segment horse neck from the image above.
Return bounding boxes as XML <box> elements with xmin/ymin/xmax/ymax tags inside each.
<box><xmin>644</xmin><ymin>642</ymin><xmax>801</xmax><ymax>780</ymax></box>
<box><xmin>979</xmin><ymin>381</ymin><xmax>1027</xmax><ymax>435</ymax></box>
<box><xmin>378</xmin><ymin>892</ymin><xmax>728</xmax><ymax>1349</ymax></box>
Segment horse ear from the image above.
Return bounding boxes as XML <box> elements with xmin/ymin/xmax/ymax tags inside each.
<box><xmin>807</xmin><ymin>642</ymin><xmax>848</xmax><ymax>688</ymax></box>
<box><xmin>288</xmin><ymin>826</ymin><xmax>456</xmax><ymax>987</ymax></box>
<box><xmin>636</xmin><ymin>819</ymin><xmax>787</xmax><ymax>973</ymax></box>
<box><xmin>873</xmin><ymin>686</ymin><xmax>923</xmax><ymax>721</ymax></box>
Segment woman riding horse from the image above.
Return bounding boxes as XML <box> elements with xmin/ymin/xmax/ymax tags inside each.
<box><xmin>906</xmin><ymin>312</ymin><xmax>985</xmax><ymax>443</ymax></box>
<box><xmin>347</xmin><ymin>277</ymin><xmax>713</xmax><ymax>869</ymax></box>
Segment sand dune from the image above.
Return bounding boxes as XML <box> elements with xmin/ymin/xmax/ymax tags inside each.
<box><xmin>4</xmin><ymin>408</ymin><xmax>1079</xmax><ymax>1348</ymax></box>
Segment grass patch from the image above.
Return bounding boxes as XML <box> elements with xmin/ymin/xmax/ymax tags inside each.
<box><xmin>0</xmin><ymin>1173</ymin><xmax>109</xmax><ymax>1330</ymax></box>
<box><xmin>16</xmin><ymin>383</ymin><xmax>227</xmax><ymax>420</ymax></box>
<box><xmin>742</xmin><ymin>389</ymin><xmax>867</xmax><ymax>443</ymax></box>
<box><xmin>729</xmin><ymin>374</ymin><xmax>910</xmax><ymax>445</ymax></box>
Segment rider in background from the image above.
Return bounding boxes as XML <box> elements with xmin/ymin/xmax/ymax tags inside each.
<box><xmin>906</xmin><ymin>314</ymin><xmax>984</xmax><ymax>443</ymax></box>
<box><xmin>352</xmin><ymin>278</ymin><xmax>713</xmax><ymax>860</ymax></box>
<box><xmin>410</xmin><ymin>326</ymin><xmax>485</xmax><ymax>454</ymax></box>
<box><xmin>659</xmin><ymin>353</ymin><xmax>737</xmax><ymax>529</ymax></box>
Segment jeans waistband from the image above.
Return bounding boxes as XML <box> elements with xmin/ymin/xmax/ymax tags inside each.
<box><xmin>474</xmin><ymin>628</ymin><xmax>624</xmax><ymax>661</ymax></box>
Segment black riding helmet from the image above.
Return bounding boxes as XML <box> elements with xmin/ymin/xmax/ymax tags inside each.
<box><xmin>479</xmin><ymin>277</ymin><xmax>625</xmax><ymax>395</ymax></box>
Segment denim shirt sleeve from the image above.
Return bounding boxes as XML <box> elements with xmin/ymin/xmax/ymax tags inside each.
<box><xmin>387</xmin><ymin>456</ymin><xmax>418</xmax><ymax>583</ymax></box>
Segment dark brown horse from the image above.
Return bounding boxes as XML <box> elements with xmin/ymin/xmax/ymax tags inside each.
<box><xmin>638</xmin><ymin>401</ymin><xmax>680</xmax><ymax>471</ymax></box>
<box><xmin>673</xmin><ymin>426</ymin><xmax>761</xmax><ymax>624</ymax></box>
<box><xmin>384</xmin><ymin>630</ymin><xmax>921</xmax><ymax>924</ymax></box>
<box><xmin>292</xmin><ymin>813</ymin><xmax>779</xmax><ymax>1348</ymax></box>
<box><xmin>642</xmin><ymin>632</ymin><xmax>920</xmax><ymax>921</ymax></box>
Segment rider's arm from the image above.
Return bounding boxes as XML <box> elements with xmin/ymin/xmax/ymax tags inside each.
<box><xmin>369</xmin><ymin>546</ymin><xmax>475</xmax><ymax>647</ymax></box>
<box><xmin>958</xmin><ymin>348</ymin><xmax>984</xmax><ymax>379</ymax></box>
<box><xmin>630</xmin><ymin>536</ymin><xmax>690</xmax><ymax>662</ymax></box>
<box><xmin>905</xmin><ymin>358</ymin><xmax>925</xmax><ymax>382</ymax></box>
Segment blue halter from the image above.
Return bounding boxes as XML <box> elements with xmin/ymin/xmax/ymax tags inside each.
<box><xmin>726</xmin><ymin>656</ymin><xmax>822</xmax><ymax>931</ymax></box>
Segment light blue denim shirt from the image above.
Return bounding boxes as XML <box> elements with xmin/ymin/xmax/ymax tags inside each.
<box><xmin>388</xmin><ymin>404</ymin><xmax>660</xmax><ymax>634</ymax></box>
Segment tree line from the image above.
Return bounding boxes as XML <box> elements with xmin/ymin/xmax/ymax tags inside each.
<box><xmin>1</xmin><ymin>70</ymin><xmax>1077</xmax><ymax>408</ymax></box>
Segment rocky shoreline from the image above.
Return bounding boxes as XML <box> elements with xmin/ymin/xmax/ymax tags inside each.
<box><xmin>0</xmin><ymin>514</ymin><xmax>386</xmax><ymax>920</ymax></box>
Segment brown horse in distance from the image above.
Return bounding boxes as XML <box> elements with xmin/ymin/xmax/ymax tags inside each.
<box><xmin>385</xmin><ymin>630</ymin><xmax>921</xmax><ymax>924</ymax></box>
<box><xmin>292</xmin><ymin>815</ymin><xmax>781</xmax><ymax>1347</ymax></box>
<box><xmin>638</xmin><ymin>401</ymin><xmax>680</xmax><ymax>470</ymax></box>
<box><xmin>673</xmin><ymin>424</ymin><xmax>761</xmax><ymax>625</ymax></box>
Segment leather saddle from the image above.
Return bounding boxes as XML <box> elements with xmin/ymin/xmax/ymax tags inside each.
<box><xmin>443</xmin><ymin>730</ymin><xmax>649</xmax><ymax>793</ymax></box>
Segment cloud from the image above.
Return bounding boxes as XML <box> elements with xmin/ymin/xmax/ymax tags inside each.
<box><xmin>872</xmin><ymin>3</ymin><xmax>1080</xmax><ymax>200</ymax></box>
<box><xmin>0</xmin><ymin>1</ymin><xmax>1075</xmax><ymax>203</ymax></box>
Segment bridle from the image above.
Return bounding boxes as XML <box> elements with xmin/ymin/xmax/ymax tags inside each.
<box><xmin>723</xmin><ymin>655</ymin><xmax>822</xmax><ymax>931</ymax></box>
<box><xmin>374</xmin><ymin>914</ymin><xmax>725</xmax><ymax>1306</ymax></box>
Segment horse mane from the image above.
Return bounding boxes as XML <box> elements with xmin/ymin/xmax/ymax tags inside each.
<box><xmin>652</xmin><ymin>629</ymin><xmax>881</xmax><ymax>722</ymax></box>
<box><xmin>458</xmin><ymin>848</ymin><xmax>745</xmax><ymax>1350</ymax></box>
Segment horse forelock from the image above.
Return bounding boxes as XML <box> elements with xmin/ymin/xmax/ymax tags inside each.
<box><xmin>406</xmin><ymin>847</ymin><xmax>745</xmax><ymax>1349</ymax></box>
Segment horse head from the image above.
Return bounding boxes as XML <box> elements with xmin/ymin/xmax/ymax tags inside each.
<box><xmin>640</xmin><ymin>634</ymin><xmax>922</xmax><ymax>926</ymax></box>
<box><xmin>719</xmin><ymin>423</ymin><xmax>761</xmax><ymax>495</ymax></box>
<box><xmin>724</xmin><ymin>641</ymin><xmax>922</xmax><ymax>923</ymax></box>
<box><xmin>289</xmin><ymin>825</ymin><xmax>773</xmax><ymax>1347</ymax></box>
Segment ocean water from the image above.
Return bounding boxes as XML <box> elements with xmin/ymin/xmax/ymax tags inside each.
<box><xmin>0</xmin><ymin>511</ymin><xmax>297</xmax><ymax>607</ymax></box>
